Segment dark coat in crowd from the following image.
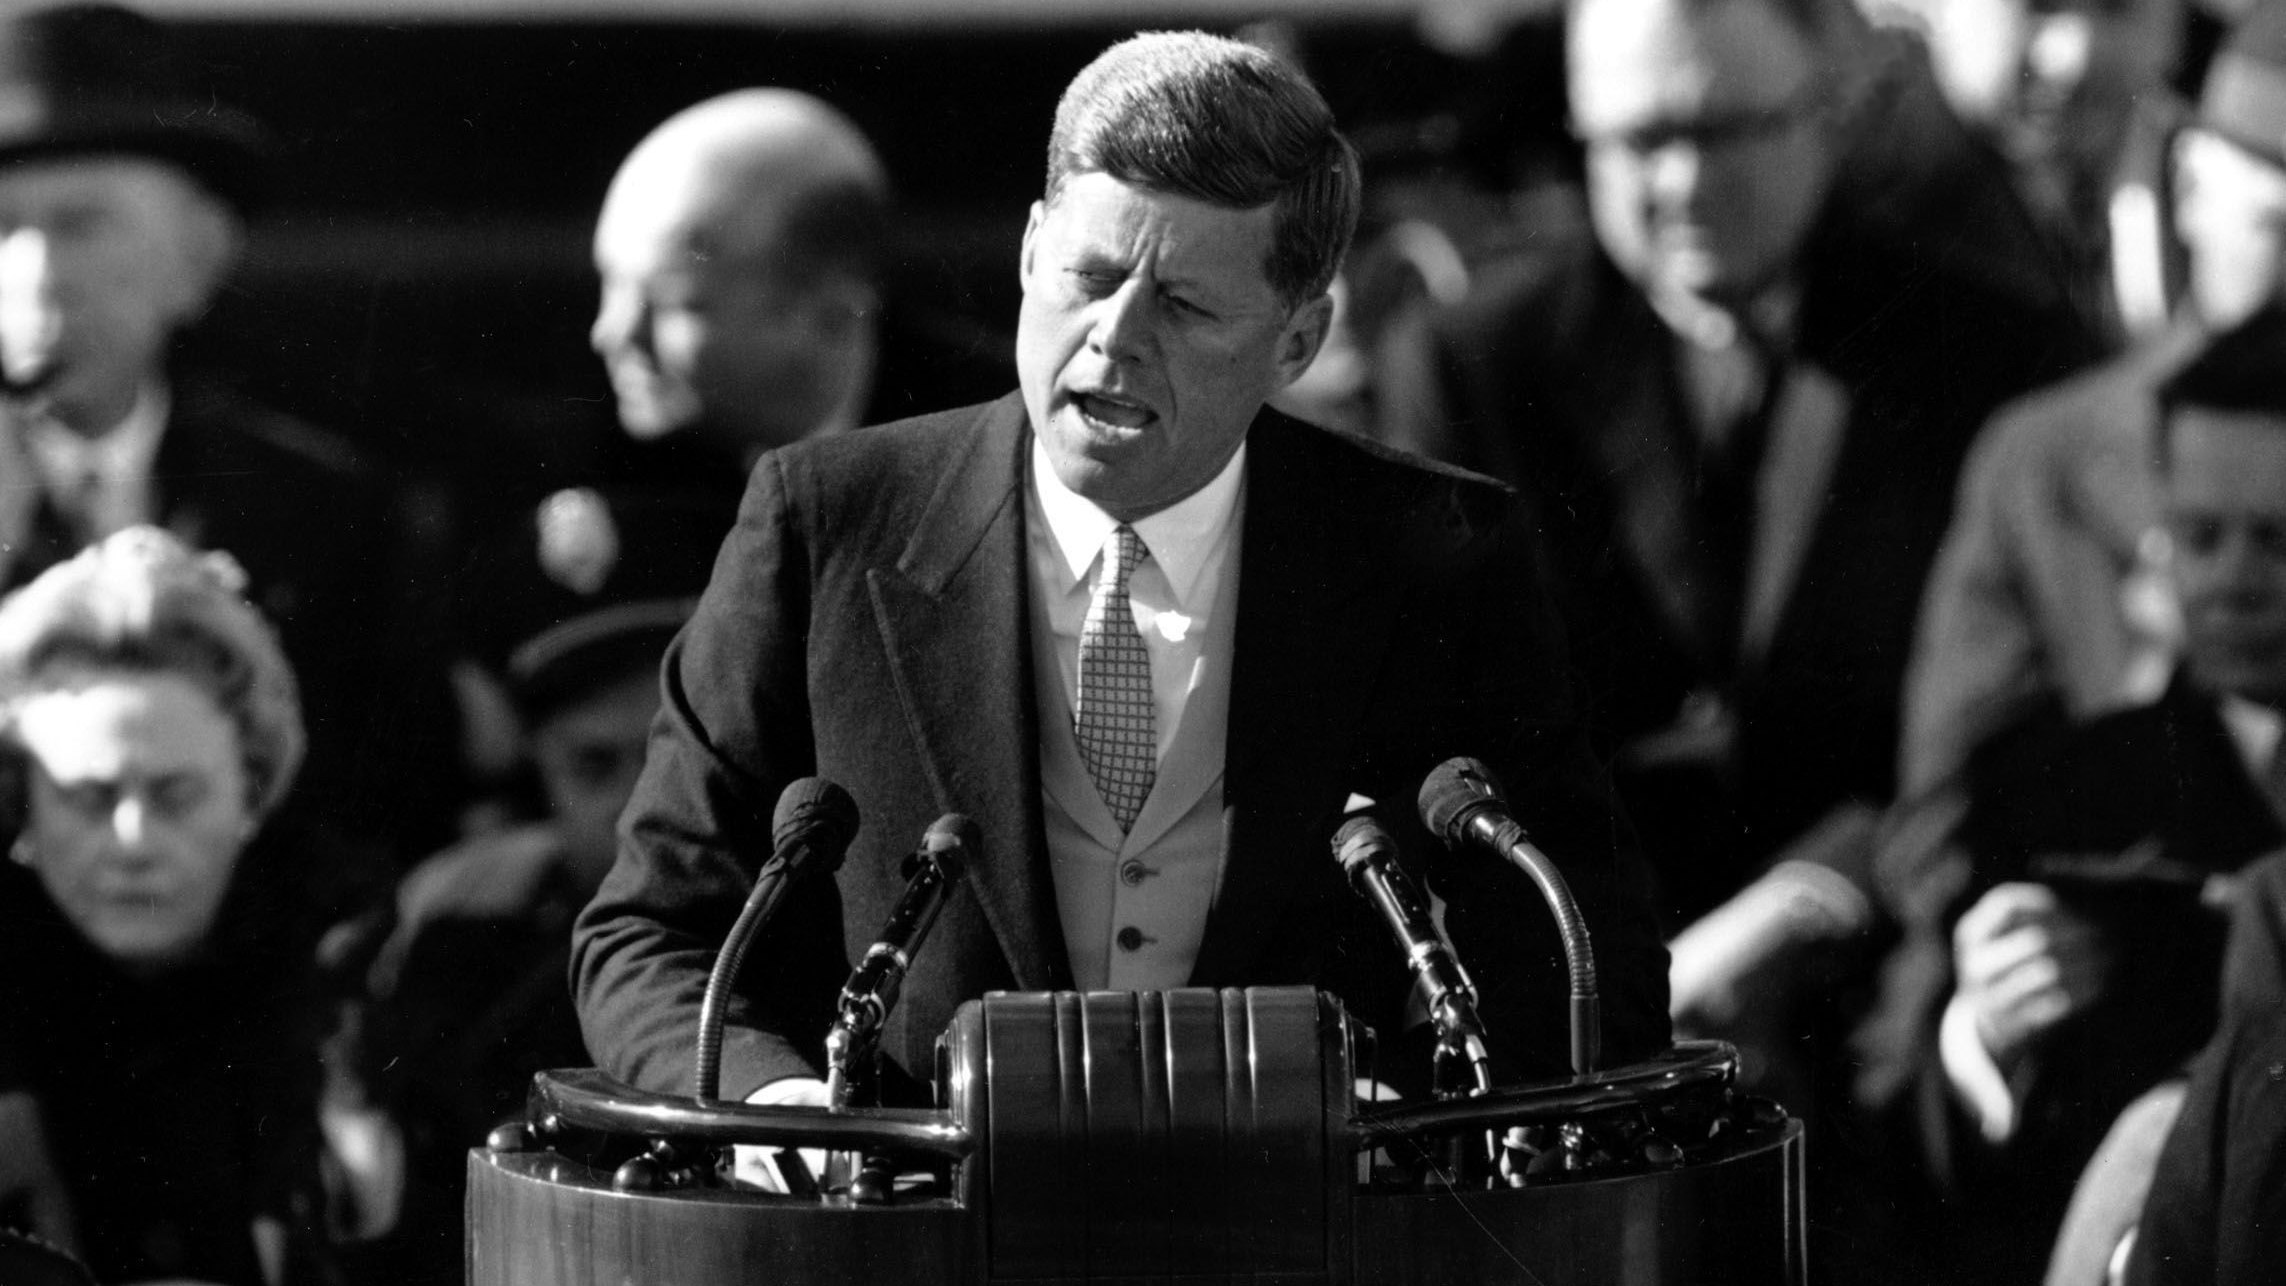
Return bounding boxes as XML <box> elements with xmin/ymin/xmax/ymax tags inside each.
<box><xmin>5</xmin><ymin>377</ymin><xmax>456</xmax><ymax>869</ymax></box>
<box><xmin>2127</xmin><ymin>851</ymin><xmax>2286</xmax><ymax>1286</ymax></box>
<box><xmin>343</xmin><ymin>824</ymin><xmax>595</xmax><ymax>1286</ymax></box>
<box><xmin>0</xmin><ymin>834</ymin><xmax>337</xmax><ymax>1286</ymax></box>
<box><xmin>1856</xmin><ymin>673</ymin><xmax>2285</xmax><ymax>1286</ymax></box>
<box><xmin>572</xmin><ymin>394</ymin><xmax>1672</xmax><ymax>1102</ymax></box>
<box><xmin>1403</xmin><ymin>210</ymin><xmax>2092</xmax><ymax>927</ymax></box>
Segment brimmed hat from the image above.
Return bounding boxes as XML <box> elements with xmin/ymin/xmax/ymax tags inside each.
<box><xmin>2201</xmin><ymin>0</ymin><xmax>2286</xmax><ymax>171</ymax></box>
<box><xmin>0</xmin><ymin>3</ymin><xmax>270</xmax><ymax>209</ymax></box>
<box><xmin>464</xmin><ymin>486</ymin><xmax>731</xmax><ymax>722</ymax></box>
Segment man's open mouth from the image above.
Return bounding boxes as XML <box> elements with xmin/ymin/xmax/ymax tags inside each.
<box><xmin>1075</xmin><ymin>391</ymin><xmax>1153</xmax><ymax>429</ymax></box>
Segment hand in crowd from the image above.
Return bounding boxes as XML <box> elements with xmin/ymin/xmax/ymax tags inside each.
<box><xmin>1953</xmin><ymin>881</ymin><xmax>2112</xmax><ymax>1072</ymax></box>
<box><xmin>1669</xmin><ymin>858</ymin><xmax>1872</xmax><ymax>1034</ymax></box>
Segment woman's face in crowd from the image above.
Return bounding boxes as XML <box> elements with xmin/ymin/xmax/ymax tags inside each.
<box><xmin>11</xmin><ymin>666</ymin><xmax>254</xmax><ymax>973</ymax></box>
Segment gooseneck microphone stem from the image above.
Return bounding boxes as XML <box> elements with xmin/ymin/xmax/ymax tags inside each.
<box><xmin>694</xmin><ymin>778</ymin><xmax>860</xmax><ymax>1102</ymax></box>
<box><xmin>1420</xmin><ymin>758</ymin><xmax>1602</xmax><ymax>1076</ymax></box>
<box><xmin>695</xmin><ymin>873</ymin><xmax>795</xmax><ymax>1102</ymax></box>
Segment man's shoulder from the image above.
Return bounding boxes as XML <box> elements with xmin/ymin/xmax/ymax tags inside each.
<box><xmin>1977</xmin><ymin>328</ymin><xmax>2194</xmax><ymax>458</ymax></box>
<box><xmin>1957</xmin><ymin>334</ymin><xmax>2189</xmax><ymax>532</ymax></box>
<box><xmin>1802</xmin><ymin>210</ymin><xmax>2094</xmax><ymax>378</ymax></box>
<box><xmin>1258</xmin><ymin>405</ymin><xmax>1510</xmax><ymax>499</ymax></box>
<box><xmin>1250</xmin><ymin>408</ymin><xmax>1521</xmax><ymax>558</ymax></box>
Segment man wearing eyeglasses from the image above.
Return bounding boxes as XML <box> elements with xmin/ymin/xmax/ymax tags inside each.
<box><xmin>1396</xmin><ymin>0</ymin><xmax>2089</xmax><ymax>937</ymax></box>
<box><xmin>1386</xmin><ymin>0</ymin><xmax>2091</xmax><ymax>1271</ymax></box>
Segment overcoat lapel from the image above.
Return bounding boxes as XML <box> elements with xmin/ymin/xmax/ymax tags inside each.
<box><xmin>1584</xmin><ymin>303</ymin><xmax>1724</xmax><ymax>663</ymax></box>
<box><xmin>867</xmin><ymin>396</ymin><xmax>1073</xmax><ymax>990</ymax></box>
<box><xmin>1739</xmin><ymin>362</ymin><xmax>1850</xmax><ymax>665</ymax></box>
<box><xmin>1191</xmin><ymin>413</ymin><xmax>1412</xmax><ymax>986</ymax></box>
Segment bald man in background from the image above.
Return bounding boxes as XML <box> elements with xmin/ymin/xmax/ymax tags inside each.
<box><xmin>449</xmin><ymin>90</ymin><xmax>1012</xmax><ymax>797</ymax></box>
<box><xmin>589</xmin><ymin>89</ymin><xmax>1011</xmax><ymax>492</ymax></box>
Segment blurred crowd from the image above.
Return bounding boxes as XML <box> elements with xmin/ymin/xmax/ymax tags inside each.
<box><xmin>0</xmin><ymin>0</ymin><xmax>2283</xmax><ymax>1282</ymax></box>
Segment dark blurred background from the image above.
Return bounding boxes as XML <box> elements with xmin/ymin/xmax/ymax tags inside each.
<box><xmin>150</xmin><ymin>4</ymin><xmax>1563</xmax><ymax>486</ymax></box>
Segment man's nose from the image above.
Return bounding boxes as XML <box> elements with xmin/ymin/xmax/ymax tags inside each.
<box><xmin>1087</xmin><ymin>278</ymin><xmax>1154</xmax><ymax>363</ymax></box>
<box><xmin>2025</xmin><ymin>13</ymin><xmax>2094</xmax><ymax>93</ymax></box>
<box><xmin>590</xmin><ymin>284</ymin><xmax>647</xmax><ymax>357</ymax></box>
<box><xmin>1640</xmin><ymin>142</ymin><xmax>1706</xmax><ymax>213</ymax></box>
<box><xmin>0</xmin><ymin>227</ymin><xmax>57</xmax><ymax>381</ymax></box>
<box><xmin>109</xmin><ymin>796</ymin><xmax>154</xmax><ymax>856</ymax></box>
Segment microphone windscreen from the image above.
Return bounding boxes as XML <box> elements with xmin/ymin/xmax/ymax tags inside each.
<box><xmin>772</xmin><ymin>777</ymin><xmax>860</xmax><ymax>874</ymax></box>
<box><xmin>920</xmin><ymin>813</ymin><xmax>980</xmax><ymax>882</ymax></box>
<box><xmin>1332</xmin><ymin>813</ymin><xmax>1398</xmax><ymax>885</ymax></box>
<box><xmin>1417</xmin><ymin>756</ymin><xmax>1506</xmax><ymax>844</ymax></box>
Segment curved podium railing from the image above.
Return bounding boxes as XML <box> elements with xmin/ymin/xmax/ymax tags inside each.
<box><xmin>470</xmin><ymin>987</ymin><xmax>1804</xmax><ymax>1284</ymax></box>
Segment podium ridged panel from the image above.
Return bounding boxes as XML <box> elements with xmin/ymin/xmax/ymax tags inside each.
<box><xmin>947</xmin><ymin>987</ymin><xmax>1348</xmax><ymax>1283</ymax></box>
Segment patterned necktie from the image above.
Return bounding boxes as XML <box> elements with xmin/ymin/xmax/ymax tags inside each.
<box><xmin>1075</xmin><ymin>524</ymin><xmax>1155</xmax><ymax>832</ymax></box>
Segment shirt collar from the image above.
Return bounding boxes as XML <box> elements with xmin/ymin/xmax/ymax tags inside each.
<box><xmin>21</xmin><ymin>385</ymin><xmax>170</xmax><ymax>486</ymax></box>
<box><xmin>1028</xmin><ymin>435</ymin><xmax>1247</xmax><ymax>607</ymax></box>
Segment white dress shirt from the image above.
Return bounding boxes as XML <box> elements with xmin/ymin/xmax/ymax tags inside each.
<box><xmin>1025</xmin><ymin>435</ymin><xmax>1245</xmax><ymax>991</ymax></box>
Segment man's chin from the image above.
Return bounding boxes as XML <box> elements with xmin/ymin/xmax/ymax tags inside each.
<box><xmin>614</xmin><ymin>400</ymin><xmax>697</xmax><ymax>442</ymax></box>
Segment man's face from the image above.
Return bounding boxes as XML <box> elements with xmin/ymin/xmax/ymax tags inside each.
<box><xmin>2174</xmin><ymin>129</ymin><xmax>2286</xmax><ymax>330</ymax></box>
<box><xmin>1918</xmin><ymin>0</ymin><xmax>2178</xmax><ymax>200</ymax></box>
<box><xmin>590</xmin><ymin>179</ymin><xmax>833</xmax><ymax>453</ymax></box>
<box><xmin>0</xmin><ymin>156</ymin><xmax>229</xmax><ymax>431</ymax></box>
<box><xmin>1016</xmin><ymin>171</ymin><xmax>1331</xmax><ymax>521</ymax></box>
<box><xmin>1569</xmin><ymin>0</ymin><xmax>1837</xmax><ymax>310</ymax></box>
<box><xmin>531</xmin><ymin>668</ymin><xmax>658</xmax><ymax>888</ymax></box>
<box><xmin>11</xmin><ymin>668</ymin><xmax>253</xmax><ymax>972</ymax></box>
<box><xmin>2164</xmin><ymin>406</ymin><xmax>2286</xmax><ymax>706</ymax></box>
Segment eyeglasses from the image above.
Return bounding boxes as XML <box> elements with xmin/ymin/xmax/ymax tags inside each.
<box><xmin>1572</xmin><ymin>88</ymin><xmax>1826</xmax><ymax>160</ymax></box>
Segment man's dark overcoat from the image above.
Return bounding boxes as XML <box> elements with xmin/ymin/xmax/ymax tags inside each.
<box><xmin>572</xmin><ymin>393</ymin><xmax>1672</xmax><ymax>1100</ymax></box>
<box><xmin>1407</xmin><ymin>220</ymin><xmax>2092</xmax><ymax>924</ymax></box>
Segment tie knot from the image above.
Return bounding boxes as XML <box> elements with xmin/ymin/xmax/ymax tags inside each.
<box><xmin>1104</xmin><ymin>524</ymin><xmax>1146</xmax><ymax>588</ymax></box>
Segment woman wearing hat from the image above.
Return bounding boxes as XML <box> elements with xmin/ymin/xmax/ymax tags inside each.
<box><xmin>0</xmin><ymin>528</ymin><xmax>338</xmax><ymax>1286</ymax></box>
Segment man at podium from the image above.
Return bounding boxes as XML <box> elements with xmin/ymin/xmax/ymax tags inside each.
<box><xmin>571</xmin><ymin>31</ymin><xmax>1671</xmax><ymax>1116</ymax></box>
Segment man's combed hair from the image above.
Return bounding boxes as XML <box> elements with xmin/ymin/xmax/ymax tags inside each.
<box><xmin>1045</xmin><ymin>30</ymin><xmax>1361</xmax><ymax>308</ymax></box>
<box><xmin>0</xmin><ymin>527</ymin><xmax>305</xmax><ymax>817</ymax></box>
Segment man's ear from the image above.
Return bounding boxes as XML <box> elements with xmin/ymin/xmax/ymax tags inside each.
<box><xmin>167</xmin><ymin>185</ymin><xmax>242</xmax><ymax>324</ymax></box>
<box><xmin>1017</xmin><ymin>200</ymin><xmax>1046</xmax><ymax>288</ymax></box>
<box><xmin>1270</xmin><ymin>290</ymin><xmax>1337</xmax><ymax>391</ymax></box>
<box><xmin>799</xmin><ymin>275</ymin><xmax>880</xmax><ymax>342</ymax></box>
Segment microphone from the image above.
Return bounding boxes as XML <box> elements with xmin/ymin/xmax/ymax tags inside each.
<box><xmin>694</xmin><ymin>777</ymin><xmax>860</xmax><ymax>1100</ymax></box>
<box><xmin>1333</xmin><ymin>812</ymin><xmax>1492</xmax><ymax>1096</ymax></box>
<box><xmin>1418</xmin><ymin>757</ymin><xmax>1602</xmax><ymax>1076</ymax></box>
<box><xmin>824</xmin><ymin>814</ymin><xmax>975</xmax><ymax>1108</ymax></box>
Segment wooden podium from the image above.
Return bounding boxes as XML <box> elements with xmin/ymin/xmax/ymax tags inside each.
<box><xmin>470</xmin><ymin>987</ymin><xmax>1803</xmax><ymax>1284</ymax></box>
